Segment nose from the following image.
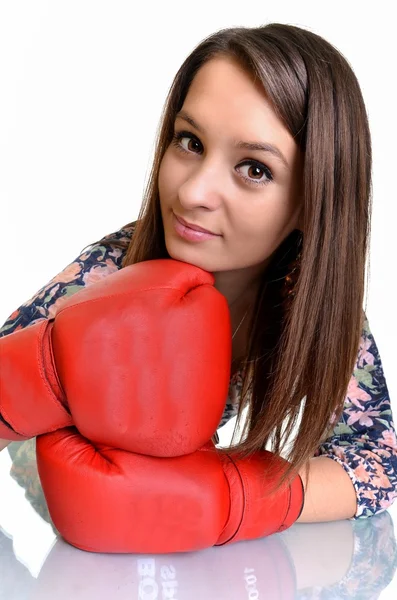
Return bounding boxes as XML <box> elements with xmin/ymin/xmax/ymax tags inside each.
<box><xmin>177</xmin><ymin>162</ymin><xmax>225</xmax><ymax>212</ymax></box>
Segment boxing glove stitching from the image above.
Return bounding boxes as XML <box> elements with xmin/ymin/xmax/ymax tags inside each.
<box><xmin>23</xmin><ymin>320</ymin><xmax>71</xmax><ymax>436</ymax></box>
<box><xmin>297</xmin><ymin>475</ymin><xmax>305</xmax><ymax>519</ymax></box>
<box><xmin>44</xmin><ymin>320</ymin><xmax>69</xmax><ymax>411</ymax></box>
<box><xmin>277</xmin><ymin>480</ymin><xmax>292</xmax><ymax>532</ymax></box>
<box><xmin>215</xmin><ymin>453</ymin><xmax>246</xmax><ymax>546</ymax></box>
<box><xmin>278</xmin><ymin>474</ymin><xmax>305</xmax><ymax>531</ymax></box>
<box><xmin>292</xmin><ymin>474</ymin><xmax>305</xmax><ymax>521</ymax></box>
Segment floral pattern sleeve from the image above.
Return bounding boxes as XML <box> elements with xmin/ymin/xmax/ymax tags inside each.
<box><xmin>314</xmin><ymin>313</ymin><xmax>397</xmax><ymax>519</ymax></box>
<box><xmin>0</xmin><ymin>226</ymin><xmax>133</xmax><ymax>338</ymax></box>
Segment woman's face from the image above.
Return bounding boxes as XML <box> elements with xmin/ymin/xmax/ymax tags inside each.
<box><xmin>158</xmin><ymin>55</ymin><xmax>304</xmax><ymax>301</ymax></box>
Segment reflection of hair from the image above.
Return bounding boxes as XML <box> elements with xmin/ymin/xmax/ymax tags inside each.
<box><xmin>90</xmin><ymin>23</ymin><xmax>371</xmax><ymax>493</ymax></box>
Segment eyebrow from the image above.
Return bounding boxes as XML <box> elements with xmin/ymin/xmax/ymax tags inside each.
<box><xmin>175</xmin><ymin>109</ymin><xmax>290</xmax><ymax>171</ymax></box>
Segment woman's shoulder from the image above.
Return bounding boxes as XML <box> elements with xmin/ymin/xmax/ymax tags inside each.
<box><xmin>84</xmin><ymin>222</ymin><xmax>136</xmax><ymax>253</ymax></box>
<box><xmin>0</xmin><ymin>223</ymin><xmax>136</xmax><ymax>337</ymax></box>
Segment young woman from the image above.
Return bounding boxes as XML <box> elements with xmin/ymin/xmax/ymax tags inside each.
<box><xmin>1</xmin><ymin>23</ymin><xmax>396</xmax><ymax>533</ymax></box>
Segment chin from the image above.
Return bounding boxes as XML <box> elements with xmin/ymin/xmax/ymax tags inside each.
<box><xmin>163</xmin><ymin>238</ymin><xmax>212</xmax><ymax>272</ymax></box>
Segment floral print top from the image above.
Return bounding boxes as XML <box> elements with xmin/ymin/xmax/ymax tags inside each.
<box><xmin>1</xmin><ymin>223</ymin><xmax>396</xmax><ymax>521</ymax></box>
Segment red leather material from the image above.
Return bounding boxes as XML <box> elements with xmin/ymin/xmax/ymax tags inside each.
<box><xmin>36</xmin><ymin>429</ymin><xmax>231</xmax><ymax>554</ymax></box>
<box><xmin>215</xmin><ymin>450</ymin><xmax>305</xmax><ymax>545</ymax></box>
<box><xmin>36</xmin><ymin>431</ymin><xmax>304</xmax><ymax>554</ymax></box>
<box><xmin>3</xmin><ymin>256</ymin><xmax>304</xmax><ymax>552</ymax></box>
<box><xmin>0</xmin><ymin>259</ymin><xmax>231</xmax><ymax>452</ymax></box>
<box><xmin>0</xmin><ymin>319</ymin><xmax>73</xmax><ymax>439</ymax></box>
<box><xmin>50</xmin><ymin>259</ymin><xmax>232</xmax><ymax>457</ymax></box>
<box><xmin>0</xmin><ymin>421</ymin><xmax>29</xmax><ymax>441</ymax></box>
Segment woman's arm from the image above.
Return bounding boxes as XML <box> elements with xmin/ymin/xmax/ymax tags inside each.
<box><xmin>301</xmin><ymin>313</ymin><xmax>397</xmax><ymax>522</ymax></box>
<box><xmin>297</xmin><ymin>455</ymin><xmax>357</xmax><ymax>522</ymax></box>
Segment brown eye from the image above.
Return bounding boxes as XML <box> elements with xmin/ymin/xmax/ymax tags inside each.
<box><xmin>183</xmin><ymin>136</ymin><xmax>201</xmax><ymax>153</ymax></box>
<box><xmin>171</xmin><ymin>130</ymin><xmax>273</xmax><ymax>188</ymax></box>
<box><xmin>238</xmin><ymin>161</ymin><xmax>273</xmax><ymax>186</ymax></box>
<box><xmin>171</xmin><ymin>131</ymin><xmax>202</xmax><ymax>154</ymax></box>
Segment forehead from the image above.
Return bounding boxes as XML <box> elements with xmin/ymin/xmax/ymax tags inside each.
<box><xmin>179</xmin><ymin>56</ymin><xmax>301</xmax><ymax>171</ymax></box>
<box><xmin>189</xmin><ymin>56</ymin><xmax>263</xmax><ymax>96</ymax></box>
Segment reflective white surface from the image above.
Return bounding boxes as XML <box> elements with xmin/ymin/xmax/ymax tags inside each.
<box><xmin>1</xmin><ymin>439</ymin><xmax>397</xmax><ymax>599</ymax></box>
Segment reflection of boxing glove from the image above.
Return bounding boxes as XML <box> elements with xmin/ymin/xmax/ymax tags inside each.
<box><xmin>1</xmin><ymin>259</ymin><xmax>232</xmax><ymax>455</ymax></box>
<box><xmin>31</xmin><ymin>535</ymin><xmax>297</xmax><ymax>600</ymax></box>
<box><xmin>36</xmin><ymin>429</ymin><xmax>303</xmax><ymax>553</ymax></box>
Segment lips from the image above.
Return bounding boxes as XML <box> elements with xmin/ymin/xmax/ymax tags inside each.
<box><xmin>174</xmin><ymin>213</ymin><xmax>218</xmax><ymax>235</ymax></box>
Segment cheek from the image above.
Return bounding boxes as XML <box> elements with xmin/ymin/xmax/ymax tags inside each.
<box><xmin>247</xmin><ymin>195</ymin><xmax>300</xmax><ymax>234</ymax></box>
<box><xmin>158</xmin><ymin>152</ymin><xmax>178</xmax><ymax>203</ymax></box>
<box><xmin>231</xmin><ymin>201</ymin><xmax>299</xmax><ymax>255</ymax></box>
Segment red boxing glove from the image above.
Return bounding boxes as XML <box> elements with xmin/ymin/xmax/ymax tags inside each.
<box><xmin>36</xmin><ymin>430</ymin><xmax>304</xmax><ymax>553</ymax></box>
<box><xmin>1</xmin><ymin>259</ymin><xmax>232</xmax><ymax>455</ymax></box>
<box><xmin>37</xmin><ymin>430</ymin><xmax>230</xmax><ymax>553</ymax></box>
<box><xmin>0</xmin><ymin>321</ymin><xmax>73</xmax><ymax>441</ymax></box>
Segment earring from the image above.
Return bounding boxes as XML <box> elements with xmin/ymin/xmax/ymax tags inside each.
<box><xmin>281</xmin><ymin>248</ymin><xmax>302</xmax><ymax>311</ymax></box>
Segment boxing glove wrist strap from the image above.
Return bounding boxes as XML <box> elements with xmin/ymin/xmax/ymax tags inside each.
<box><xmin>0</xmin><ymin>319</ymin><xmax>73</xmax><ymax>438</ymax></box>
<box><xmin>216</xmin><ymin>450</ymin><xmax>305</xmax><ymax>545</ymax></box>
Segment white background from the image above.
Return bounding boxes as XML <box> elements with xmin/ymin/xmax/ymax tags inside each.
<box><xmin>0</xmin><ymin>1</ymin><xmax>396</xmax><ymax>596</ymax></box>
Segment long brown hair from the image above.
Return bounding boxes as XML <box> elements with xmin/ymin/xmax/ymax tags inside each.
<box><xmin>87</xmin><ymin>23</ymin><xmax>372</xmax><ymax>493</ymax></box>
